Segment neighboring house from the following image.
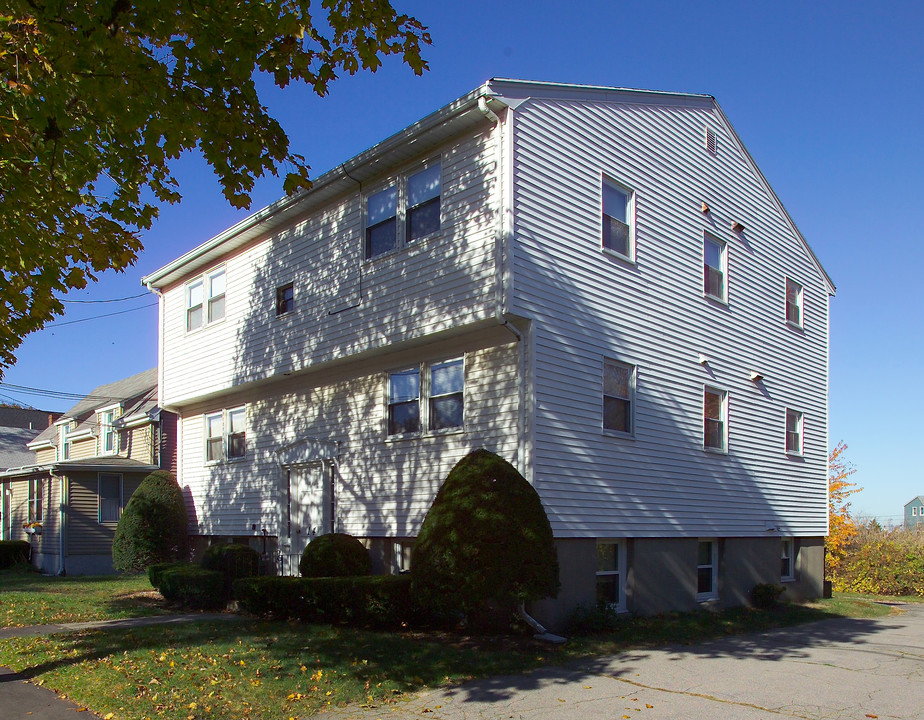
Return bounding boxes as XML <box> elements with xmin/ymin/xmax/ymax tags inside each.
<box><xmin>142</xmin><ymin>79</ymin><xmax>833</xmax><ymax>626</ymax></box>
<box><xmin>0</xmin><ymin>369</ymin><xmax>178</xmax><ymax>574</ymax></box>
<box><xmin>904</xmin><ymin>497</ymin><xmax>924</xmax><ymax>529</ymax></box>
<box><xmin>0</xmin><ymin>409</ymin><xmax>59</xmax><ymax>541</ymax></box>
<box><xmin>0</xmin><ymin>406</ymin><xmax>61</xmax><ymax>431</ymax></box>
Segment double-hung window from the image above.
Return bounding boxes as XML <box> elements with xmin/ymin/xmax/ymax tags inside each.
<box><xmin>98</xmin><ymin>473</ymin><xmax>122</xmax><ymax>523</ymax></box>
<box><xmin>187</xmin><ymin>268</ymin><xmax>226</xmax><ymax>331</ymax></box>
<box><xmin>602</xmin><ymin>178</ymin><xmax>634</xmax><ymax>260</ymax></box>
<box><xmin>28</xmin><ymin>478</ymin><xmax>43</xmax><ymax>524</ymax></box>
<box><xmin>785</xmin><ymin>278</ymin><xmax>803</xmax><ymax>327</ymax></box>
<box><xmin>387</xmin><ymin>357</ymin><xmax>464</xmax><ymax>437</ymax></box>
<box><xmin>276</xmin><ymin>282</ymin><xmax>294</xmax><ymax>316</ymax></box>
<box><xmin>703</xmin><ymin>233</ymin><xmax>727</xmax><ymax>302</ymax></box>
<box><xmin>703</xmin><ymin>387</ymin><xmax>727</xmax><ymax>452</ymax></box>
<box><xmin>99</xmin><ymin>409</ymin><xmax>117</xmax><ymax>455</ymax></box>
<box><xmin>696</xmin><ymin>539</ymin><xmax>717</xmax><ymax>600</ymax></box>
<box><xmin>596</xmin><ymin>541</ymin><xmax>626</xmax><ymax>612</ymax></box>
<box><xmin>58</xmin><ymin>422</ymin><xmax>71</xmax><ymax>461</ymax></box>
<box><xmin>781</xmin><ymin>538</ymin><xmax>795</xmax><ymax>581</ymax></box>
<box><xmin>786</xmin><ymin>408</ymin><xmax>803</xmax><ymax>455</ymax></box>
<box><xmin>603</xmin><ymin>359</ymin><xmax>635</xmax><ymax>435</ymax></box>
<box><xmin>429</xmin><ymin>359</ymin><xmax>463</xmax><ymax>431</ymax></box>
<box><xmin>205</xmin><ymin>407</ymin><xmax>246</xmax><ymax>462</ymax></box>
<box><xmin>365</xmin><ymin>161</ymin><xmax>441</xmax><ymax>260</ymax></box>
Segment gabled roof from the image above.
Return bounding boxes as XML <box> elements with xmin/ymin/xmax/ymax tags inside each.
<box><xmin>904</xmin><ymin>496</ymin><xmax>924</xmax><ymax>507</ymax></box>
<box><xmin>27</xmin><ymin>368</ymin><xmax>158</xmax><ymax>448</ymax></box>
<box><xmin>142</xmin><ymin>78</ymin><xmax>833</xmax><ymax>296</ymax></box>
<box><xmin>0</xmin><ymin>426</ymin><xmax>42</xmax><ymax>470</ymax></box>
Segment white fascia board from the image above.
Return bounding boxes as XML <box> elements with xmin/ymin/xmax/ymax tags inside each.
<box><xmin>26</xmin><ymin>440</ymin><xmax>55</xmax><ymax>450</ymax></box>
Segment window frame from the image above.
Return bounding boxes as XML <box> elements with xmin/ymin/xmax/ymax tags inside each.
<box><xmin>785</xmin><ymin>277</ymin><xmax>803</xmax><ymax>328</ymax></box>
<box><xmin>703</xmin><ymin>386</ymin><xmax>728</xmax><ymax>453</ymax></box>
<box><xmin>596</xmin><ymin>539</ymin><xmax>627</xmax><ymax>613</ymax></box>
<box><xmin>602</xmin><ymin>358</ymin><xmax>636</xmax><ymax>437</ymax></box>
<box><xmin>28</xmin><ymin>477</ymin><xmax>43</xmax><ymax>524</ymax></box>
<box><xmin>696</xmin><ymin>538</ymin><xmax>718</xmax><ymax>601</ymax></box>
<box><xmin>386</xmin><ymin>356</ymin><xmax>465</xmax><ymax>439</ymax></box>
<box><xmin>703</xmin><ymin>232</ymin><xmax>728</xmax><ymax>304</ymax></box>
<box><xmin>186</xmin><ymin>266</ymin><xmax>226</xmax><ymax>333</ymax></box>
<box><xmin>275</xmin><ymin>282</ymin><xmax>294</xmax><ymax>317</ymax></box>
<box><xmin>781</xmin><ymin>538</ymin><xmax>795</xmax><ymax>582</ymax></box>
<box><xmin>98</xmin><ymin>473</ymin><xmax>123</xmax><ymax>524</ymax></box>
<box><xmin>58</xmin><ymin>422</ymin><xmax>71</xmax><ymax>461</ymax></box>
<box><xmin>364</xmin><ymin>158</ymin><xmax>442</xmax><ymax>261</ymax></box>
<box><xmin>97</xmin><ymin>404</ymin><xmax>121</xmax><ymax>456</ymax></box>
<box><xmin>785</xmin><ymin>408</ymin><xmax>804</xmax><ymax>456</ymax></box>
<box><xmin>204</xmin><ymin>407</ymin><xmax>246</xmax><ymax>464</ymax></box>
<box><xmin>227</xmin><ymin>406</ymin><xmax>246</xmax><ymax>460</ymax></box>
<box><xmin>601</xmin><ymin>176</ymin><xmax>636</xmax><ymax>263</ymax></box>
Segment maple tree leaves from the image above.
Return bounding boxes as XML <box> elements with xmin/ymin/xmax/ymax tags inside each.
<box><xmin>0</xmin><ymin>1</ymin><xmax>430</xmax><ymax>373</ymax></box>
<box><xmin>825</xmin><ymin>441</ymin><xmax>861</xmax><ymax>579</ymax></box>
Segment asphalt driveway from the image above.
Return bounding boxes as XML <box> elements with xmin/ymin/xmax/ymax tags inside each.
<box><xmin>319</xmin><ymin>602</ymin><xmax>924</xmax><ymax>720</ymax></box>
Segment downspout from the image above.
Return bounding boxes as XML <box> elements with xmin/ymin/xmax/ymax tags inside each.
<box><xmin>478</xmin><ymin>96</ymin><xmax>528</xmax><ymax>480</ymax></box>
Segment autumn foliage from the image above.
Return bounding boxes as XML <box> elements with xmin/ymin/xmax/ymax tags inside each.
<box><xmin>825</xmin><ymin>442</ymin><xmax>861</xmax><ymax>582</ymax></box>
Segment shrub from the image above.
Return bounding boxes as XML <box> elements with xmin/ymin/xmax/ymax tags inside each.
<box><xmin>0</xmin><ymin>540</ymin><xmax>30</xmax><ymax>569</ymax></box>
<box><xmin>834</xmin><ymin>524</ymin><xmax>924</xmax><ymax>596</ymax></box>
<box><xmin>567</xmin><ymin>603</ymin><xmax>623</xmax><ymax>634</ymax></box>
<box><xmin>411</xmin><ymin>448</ymin><xmax>559</xmax><ymax>631</ymax></box>
<box><xmin>202</xmin><ymin>543</ymin><xmax>260</xmax><ymax>597</ymax></box>
<box><xmin>112</xmin><ymin>470</ymin><xmax>188</xmax><ymax>573</ymax></box>
<box><xmin>234</xmin><ymin>575</ymin><xmax>415</xmax><ymax>627</ymax></box>
<box><xmin>152</xmin><ymin>564</ymin><xmax>225</xmax><ymax>610</ymax></box>
<box><xmin>148</xmin><ymin>561</ymin><xmax>188</xmax><ymax>589</ymax></box>
<box><xmin>750</xmin><ymin>583</ymin><xmax>784</xmax><ymax>609</ymax></box>
<box><xmin>299</xmin><ymin>533</ymin><xmax>371</xmax><ymax>578</ymax></box>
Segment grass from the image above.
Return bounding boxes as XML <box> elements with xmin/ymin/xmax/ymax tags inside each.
<box><xmin>0</xmin><ymin>568</ymin><xmax>170</xmax><ymax>627</ymax></box>
<box><xmin>0</xmin><ymin>593</ymin><xmax>904</xmax><ymax>720</ymax></box>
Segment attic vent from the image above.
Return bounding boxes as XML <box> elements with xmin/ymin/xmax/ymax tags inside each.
<box><xmin>705</xmin><ymin>127</ymin><xmax>717</xmax><ymax>156</ymax></box>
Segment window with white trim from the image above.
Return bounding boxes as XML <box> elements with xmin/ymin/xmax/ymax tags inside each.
<box><xmin>387</xmin><ymin>357</ymin><xmax>464</xmax><ymax>437</ymax></box>
<box><xmin>276</xmin><ymin>282</ymin><xmax>294</xmax><ymax>316</ymax></box>
<box><xmin>786</xmin><ymin>408</ymin><xmax>803</xmax><ymax>455</ymax></box>
<box><xmin>703</xmin><ymin>233</ymin><xmax>727</xmax><ymax>302</ymax></box>
<box><xmin>603</xmin><ymin>359</ymin><xmax>635</xmax><ymax>435</ymax></box>
<box><xmin>914</xmin><ymin>507</ymin><xmax>919</xmax><ymax>517</ymax></box>
<box><xmin>781</xmin><ymin>538</ymin><xmax>795</xmax><ymax>581</ymax></box>
<box><xmin>365</xmin><ymin>160</ymin><xmax>441</xmax><ymax>259</ymax></box>
<box><xmin>696</xmin><ymin>539</ymin><xmax>717</xmax><ymax>600</ymax></box>
<box><xmin>703</xmin><ymin>387</ymin><xmax>727</xmax><ymax>452</ymax></box>
<box><xmin>98</xmin><ymin>473</ymin><xmax>123</xmax><ymax>523</ymax></box>
<box><xmin>596</xmin><ymin>540</ymin><xmax>626</xmax><ymax>612</ymax></box>
<box><xmin>205</xmin><ymin>407</ymin><xmax>246</xmax><ymax>463</ymax></box>
<box><xmin>28</xmin><ymin>478</ymin><xmax>43</xmax><ymax>524</ymax></box>
<box><xmin>786</xmin><ymin>278</ymin><xmax>803</xmax><ymax>327</ymax></box>
<box><xmin>602</xmin><ymin>178</ymin><xmax>634</xmax><ymax>261</ymax></box>
<box><xmin>58</xmin><ymin>422</ymin><xmax>71</xmax><ymax>461</ymax></box>
<box><xmin>187</xmin><ymin>267</ymin><xmax>226</xmax><ymax>331</ymax></box>
<box><xmin>99</xmin><ymin>409</ymin><xmax>118</xmax><ymax>455</ymax></box>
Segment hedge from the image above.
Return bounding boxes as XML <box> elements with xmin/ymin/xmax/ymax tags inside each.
<box><xmin>299</xmin><ymin>533</ymin><xmax>371</xmax><ymax>578</ymax></box>
<box><xmin>201</xmin><ymin>543</ymin><xmax>261</xmax><ymax>596</ymax></box>
<box><xmin>0</xmin><ymin>540</ymin><xmax>30</xmax><ymax>569</ymax></box>
<box><xmin>234</xmin><ymin>575</ymin><xmax>415</xmax><ymax>627</ymax></box>
<box><xmin>151</xmin><ymin>564</ymin><xmax>226</xmax><ymax>610</ymax></box>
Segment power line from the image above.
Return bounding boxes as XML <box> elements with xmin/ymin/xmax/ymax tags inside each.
<box><xmin>62</xmin><ymin>292</ymin><xmax>150</xmax><ymax>304</ymax></box>
<box><xmin>0</xmin><ymin>382</ymin><xmax>121</xmax><ymax>403</ymax></box>
<box><xmin>45</xmin><ymin>301</ymin><xmax>157</xmax><ymax>328</ymax></box>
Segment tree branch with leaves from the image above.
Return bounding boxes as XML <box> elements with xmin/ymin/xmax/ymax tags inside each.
<box><xmin>825</xmin><ymin>441</ymin><xmax>861</xmax><ymax>580</ymax></box>
<box><xmin>0</xmin><ymin>0</ymin><xmax>430</xmax><ymax>372</ymax></box>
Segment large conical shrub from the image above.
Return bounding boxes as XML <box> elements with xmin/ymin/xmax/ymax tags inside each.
<box><xmin>411</xmin><ymin>449</ymin><xmax>559</xmax><ymax>630</ymax></box>
<box><xmin>113</xmin><ymin>470</ymin><xmax>188</xmax><ymax>573</ymax></box>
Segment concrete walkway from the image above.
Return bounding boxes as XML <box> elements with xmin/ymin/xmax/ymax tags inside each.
<box><xmin>0</xmin><ymin>613</ymin><xmax>242</xmax><ymax>719</ymax></box>
<box><xmin>316</xmin><ymin>602</ymin><xmax>924</xmax><ymax>720</ymax></box>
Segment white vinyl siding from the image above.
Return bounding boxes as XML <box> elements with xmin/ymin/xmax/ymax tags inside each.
<box><xmin>160</xmin><ymin>131</ymin><xmax>495</xmax><ymax>407</ymax></box>
<box><xmin>178</xmin><ymin>339</ymin><xmax>518</xmax><ymax>539</ymax></box>
<box><xmin>509</xmin><ymin>91</ymin><xmax>829</xmax><ymax>539</ymax></box>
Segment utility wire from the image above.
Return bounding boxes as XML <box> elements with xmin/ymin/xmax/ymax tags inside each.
<box><xmin>62</xmin><ymin>292</ymin><xmax>149</xmax><ymax>304</ymax></box>
<box><xmin>0</xmin><ymin>382</ymin><xmax>122</xmax><ymax>403</ymax></box>
<box><xmin>45</xmin><ymin>301</ymin><xmax>157</xmax><ymax>328</ymax></box>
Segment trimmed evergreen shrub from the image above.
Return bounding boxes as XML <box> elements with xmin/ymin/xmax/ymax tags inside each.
<box><xmin>148</xmin><ymin>561</ymin><xmax>188</xmax><ymax>589</ymax></box>
<box><xmin>201</xmin><ymin>543</ymin><xmax>260</xmax><ymax>598</ymax></box>
<box><xmin>153</xmin><ymin>564</ymin><xmax>225</xmax><ymax>609</ymax></box>
<box><xmin>112</xmin><ymin>470</ymin><xmax>188</xmax><ymax>573</ymax></box>
<box><xmin>750</xmin><ymin>583</ymin><xmax>784</xmax><ymax>609</ymax></box>
<box><xmin>299</xmin><ymin>533</ymin><xmax>371</xmax><ymax>578</ymax></box>
<box><xmin>234</xmin><ymin>575</ymin><xmax>415</xmax><ymax>627</ymax></box>
<box><xmin>0</xmin><ymin>540</ymin><xmax>30</xmax><ymax>569</ymax></box>
<box><xmin>411</xmin><ymin>448</ymin><xmax>560</xmax><ymax>631</ymax></box>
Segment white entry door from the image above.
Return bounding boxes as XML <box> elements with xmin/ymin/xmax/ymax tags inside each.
<box><xmin>289</xmin><ymin>463</ymin><xmax>330</xmax><ymax>561</ymax></box>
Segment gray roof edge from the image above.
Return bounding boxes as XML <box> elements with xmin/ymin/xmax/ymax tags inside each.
<box><xmin>487</xmin><ymin>77</ymin><xmax>713</xmax><ymax>102</ymax></box>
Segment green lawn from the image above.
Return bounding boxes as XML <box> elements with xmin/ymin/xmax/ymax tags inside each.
<box><xmin>0</xmin><ymin>590</ymin><xmax>903</xmax><ymax>720</ymax></box>
<box><xmin>0</xmin><ymin>569</ymin><xmax>169</xmax><ymax>627</ymax></box>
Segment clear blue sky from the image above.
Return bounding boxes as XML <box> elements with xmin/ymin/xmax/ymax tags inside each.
<box><xmin>4</xmin><ymin>0</ymin><xmax>922</xmax><ymax>524</ymax></box>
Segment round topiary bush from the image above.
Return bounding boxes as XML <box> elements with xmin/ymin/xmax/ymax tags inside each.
<box><xmin>411</xmin><ymin>448</ymin><xmax>560</xmax><ymax>631</ymax></box>
<box><xmin>112</xmin><ymin>470</ymin><xmax>188</xmax><ymax>573</ymax></box>
<box><xmin>299</xmin><ymin>533</ymin><xmax>371</xmax><ymax>578</ymax></box>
